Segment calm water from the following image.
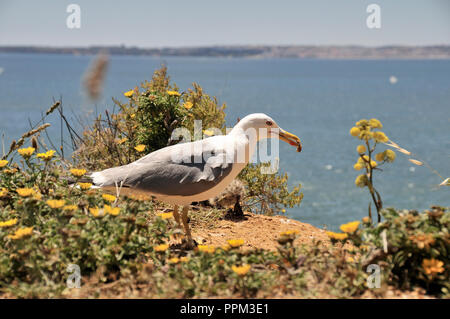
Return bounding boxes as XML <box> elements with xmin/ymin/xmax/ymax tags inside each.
<box><xmin>0</xmin><ymin>53</ymin><xmax>449</xmax><ymax>230</ymax></box>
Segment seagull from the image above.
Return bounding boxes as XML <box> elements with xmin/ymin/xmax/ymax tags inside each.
<box><xmin>90</xmin><ymin>113</ymin><xmax>302</xmax><ymax>248</ymax></box>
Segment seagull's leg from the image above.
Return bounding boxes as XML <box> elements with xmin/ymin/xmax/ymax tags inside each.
<box><xmin>181</xmin><ymin>206</ymin><xmax>194</xmax><ymax>248</ymax></box>
<box><xmin>172</xmin><ymin>205</ymin><xmax>181</xmax><ymax>225</ymax></box>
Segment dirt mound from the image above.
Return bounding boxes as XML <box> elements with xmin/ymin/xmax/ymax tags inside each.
<box><xmin>192</xmin><ymin>212</ymin><xmax>329</xmax><ymax>250</ymax></box>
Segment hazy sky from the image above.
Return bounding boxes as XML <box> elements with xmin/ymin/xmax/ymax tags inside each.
<box><xmin>0</xmin><ymin>0</ymin><xmax>449</xmax><ymax>47</ymax></box>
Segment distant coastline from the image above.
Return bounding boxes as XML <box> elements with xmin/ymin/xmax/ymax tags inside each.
<box><xmin>1</xmin><ymin>45</ymin><xmax>450</xmax><ymax>59</ymax></box>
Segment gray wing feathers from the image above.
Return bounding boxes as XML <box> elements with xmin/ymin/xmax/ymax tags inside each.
<box><xmin>92</xmin><ymin>137</ymin><xmax>235</xmax><ymax>197</ymax></box>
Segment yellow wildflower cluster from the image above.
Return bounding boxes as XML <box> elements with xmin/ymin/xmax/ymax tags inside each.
<box><xmin>0</xmin><ymin>218</ymin><xmax>18</xmax><ymax>228</ymax></box>
<box><xmin>0</xmin><ymin>188</ymin><xmax>8</xmax><ymax>198</ymax></box>
<box><xmin>167</xmin><ymin>90</ymin><xmax>181</xmax><ymax>96</ymax></box>
<box><xmin>375</xmin><ymin>149</ymin><xmax>396</xmax><ymax>163</ymax></box>
<box><xmin>102</xmin><ymin>194</ymin><xmax>117</xmax><ymax>203</ymax></box>
<box><xmin>16</xmin><ymin>188</ymin><xmax>35</xmax><ymax>197</ymax></box>
<box><xmin>104</xmin><ymin>205</ymin><xmax>120</xmax><ymax>216</ymax></box>
<box><xmin>154</xmin><ymin>244</ymin><xmax>169</xmax><ymax>252</ymax></box>
<box><xmin>124</xmin><ymin>90</ymin><xmax>134</xmax><ymax>97</ymax></box>
<box><xmin>422</xmin><ymin>258</ymin><xmax>444</xmax><ymax>277</ymax></box>
<box><xmin>18</xmin><ymin>147</ymin><xmax>35</xmax><ymax>158</ymax></box>
<box><xmin>197</xmin><ymin>245</ymin><xmax>216</xmax><ymax>254</ymax></box>
<box><xmin>183</xmin><ymin>101</ymin><xmax>193</xmax><ymax>109</ymax></box>
<box><xmin>134</xmin><ymin>144</ymin><xmax>146</xmax><ymax>152</ymax></box>
<box><xmin>78</xmin><ymin>182</ymin><xmax>92</xmax><ymax>190</ymax></box>
<box><xmin>156</xmin><ymin>212</ymin><xmax>173</xmax><ymax>220</ymax></box>
<box><xmin>340</xmin><ymin>221</ymin><xmax>360</xmax><ymax>233</ymax></box>
<box><xmin>227</xmin><ymin>239</ymin><xmax>244</xmax><ymax>248</ymax></box>
<box><xmin>7</xmin><ymin>226</ymin><xmax>34</xmax><ymax>240</ymax></box>
<box><xmin>409</xmin><ymin>233</ymin><xmax>435</xmax><ymax>250</ymax></box>
<box><xmin>0</xmin><ymin>160</ymin><xmax>8</xmax><ymax>168</ymax></box>
<box><xmin>115</xmin><ymin>137</ymin><xmax>128</xmax><ymax>145</ymax></box>
<box><xmin>46</xmin><ymin>199</ymin><xmax>66</xmax><ymax>209</ymax></box>
<box><xmin>63</xmin><ymin>205</ymin><xmax>78</xmax><ymax>211</ymax></box>
<box><xmin>350</xmin><ymin>118</ymin><xmax>389</xmax><ymax>143</ymax></box>
<box><xmin>89</xmin><ymin>207</ymin><xmax>104</xmax><ymax>218</ymax></box>
<box><xmin>231</xmin><ymin>264</ymin><xmax>251</xmax><ymax>276</ymax></box>
<box><xmin>36</xmin><ymin>150</ymin><xmax>56</xmax><ymax>161</ymax></box>
<box><xmin>70</xmin><ymin>168</ymin><xmax>87</xmax><ymax>177</ymax></box>
<box><xmin>326</xmin><ymin>231</ymin><xmax>348</xmax><ymax>241</ymax></box>
<box><xmin>354</xmin><ymin>174</ymin><xmax>369</xmax><ymax>187</ymax></box>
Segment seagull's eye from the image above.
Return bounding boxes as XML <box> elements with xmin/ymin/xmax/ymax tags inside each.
<box><xmin>266</xmin><ymin>121</ymin><xmax>273</xmax><ymax>126</ymax></box>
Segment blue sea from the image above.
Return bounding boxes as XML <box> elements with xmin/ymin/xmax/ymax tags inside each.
<box><xmin>0</xmin><ymin>53</ymin><xmax>449</xmax><ymax>230</ymax></box>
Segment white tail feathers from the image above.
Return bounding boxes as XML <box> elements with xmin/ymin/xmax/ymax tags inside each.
<box><xmin>91</xmin><ymin>171</ymin><xmax>109</xmax><ymax>186</ymax></box>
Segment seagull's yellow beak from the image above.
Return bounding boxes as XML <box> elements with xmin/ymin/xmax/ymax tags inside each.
<box><xmin>277</xmin><ymin>128</ymin><xmax>302</xmax><ymax>152</ymax></box>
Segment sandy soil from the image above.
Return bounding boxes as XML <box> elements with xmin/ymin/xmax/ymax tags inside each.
<box><xmin>191</xmin><ymin>212</ymin><xmax>330</xmax><ymax>250</ymax></box>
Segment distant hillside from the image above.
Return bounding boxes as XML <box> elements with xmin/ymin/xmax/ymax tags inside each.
<box><xmin>1</xmin><ymin>45</ymin><xmax>449</xmax><ymax>59</ymax></box>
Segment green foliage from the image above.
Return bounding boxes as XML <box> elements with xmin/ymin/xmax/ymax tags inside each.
<box><xmin>350</xmin><ymin>118</ymin><xmax>396</xmax><ymax>222</ymax></box>
<box><xmin>239</xmin><ymin>162</ymin><xmax>303</xmax><ymax>215</ymax></box>
<box><xmin>73</xmin><ymin>66</ymin><xmax>227</xmax><ymax>170</ymax></box>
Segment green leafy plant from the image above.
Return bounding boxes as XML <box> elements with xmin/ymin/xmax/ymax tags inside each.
<box><xmin>239</xmin><ymin>162</ymin><xmax>303</xmax><ymax>215</ymax></box>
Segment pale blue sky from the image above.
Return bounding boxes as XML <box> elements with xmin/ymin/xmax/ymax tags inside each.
<box><xmin>0</xmin><ymin>0</ymin><xmax>449</xmax><ymax>47</ymax></box>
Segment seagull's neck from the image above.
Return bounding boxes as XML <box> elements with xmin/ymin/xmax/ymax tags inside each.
<box><xmin>228</xmin><ymin>123</ymin><xmax>259</xmax><ymax>164</ymax></box>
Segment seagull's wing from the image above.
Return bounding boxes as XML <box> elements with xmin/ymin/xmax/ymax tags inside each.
<box><xmin>91</xmin><ymin>136</ymin><xmax>235</xmax><ymax>197</ymax></box>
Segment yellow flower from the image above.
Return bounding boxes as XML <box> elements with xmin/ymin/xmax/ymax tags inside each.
<box><xmin>180</xmin><ymin>256</ymin><xmax>190</xmax><ymax>263</ymax></box>
<box><xmin>356</xmin><ymin>119</ymin><xmax>369</xmax><ymax>127</ymax></box>
<box><xmin>203</xmin><ymin>129</ymin><xmax>214</xmax><ymax>136</ymax></box>
<box><xmin>0</xmin><ymin>160</ymin><xmax>8</xmax><ymax>168</ymax></box>
<box><xmin>104</xmin><ymin>205</ymin><xmax>120</xmax><ymax>216</ymax></box>
<box><xmin>168</xmin><ymin>257</ymin><xmax>180</xmax><ymax>264</ymax></box>
<box><xmin>355</xmin><ymin>174</ymin><xmax>368</xmax><ymax>188</ymax></box>
<box><xmin>33</xmin><ymin>191</ymin><xmax>42</xmax><ymax>201</ymax></box>
<box><xmin>156</xmin><ymin>212</ymin><xmax>173</xmax><ymax>220</ymax></box>
<box><xmin>89</xmin><ymin>207</ymin><xmax>104</xmax><ymax>218</ymax></box>
<box><xmin>362</xmin><ymin>216</ymin><xmax>371</xmax><ymax>224</ymax></box>
<box><xmin>370</xmin><ymin>160</ymin><xmax>377</xmax><ymax>168</ymax></box>
<box><xmin>369</xmin><ymin>118</ymin><xmax>382</xmax><ymax>129</ymax></box>
<box><xmin>7</xmin><ymin>226</ymin><xmax>34</xmax><ymax>240</ymax></box>
<box><xmin>373</xmin><ymin>131</ymin><xmax>389</xmax><ymax>143</ymax></box>
<box><xmin>0</xmin><ymin>218</ymin><xmax>18</xmax><ymax>228</ymax></box>
<box><xmin>63</xmin><ymin>205</ymin><xmax>78</xmax><ymax>211</ymax></box>
<box><xmin>70</xmin><ymin>168</ymin><xmax>87</xmax><ymax>177</ymax></box>
<box><xmin>353</xmin><ymin>163</ymin><xmax>364</xmax><ymax>171</ymax></box>
<box><xmin>227</xmin><ymin>239</ymin><xmax>244</xmax><ymax>248</ymax></box>
<box><xmin>346</xmin><ymin>257</ymin><xmax>355</xmax><ymax>263</ymax></box>
<box><xmin>410</xmin><ymin>234</ymin><xmax>435</xmax><ymax>250</ymax></box>
<box><xmin>3</xmin><ymin>168</ymin><xmax>18</xmax><ymax>174</ymax></box>
<box><xmin>115</xmin><ymin>137</ymin><xmax>128</xmax><ymax>145</ymax></box>
<box><xmin>232</xmin><ymin>264</ymin><xmax>251</xmax><ymax>276</ymax></box>
<box><xmin>134</xmin><ymin>144</ymin><xmax>146</xmax><ymax>152</ymax></box>
<box><xmin>102</xmin><ymin>194</ymin><xmax>117</xmax><ymax>203</ymax></box>
<box><xmin>280</xmin><ymin>230</ymin><xmax>300</xmax><ymax>237</ymax></box>
<box><xmin>326</xmin><ymin>231</ymin><xmax>348</xmax><ymax>241</ymax></box>
<box><xmin>18</xmin><ymin>147</ymin><xmax>35</xmax><ymax>158</ymax></box>
<box><xmin>422</xmin><ymin>258</ymin><xmax>444</xmax><ymax>277</ymax></box>
<box><xmin>350</xmin><ymin>127</ymin><xmax>361</xmax><ymax>137</ymax></box>
<box><xmin>340</xmin><ymin>221</ymin><xmax>360</xmax><ymax>233</ymax></box>
<box><xmin>36</xmin><ymin>150</ymin><xmax>56</xmax><ymax>161</ymax></box>
<box><xmin>197</xmin><ymin>245</ymin><xmax>216</xmax><ymax>254</ymax></box>
<box><xmin>167</xmin><ymin>90</ymin><xmax>181</xmax><ymax>96</ymax></box>
<box><xmin>0</xmin><ymin>187</ymin><xmax>8</xmax><ymax>198</ymax></box>
<box><xmin>154</xmin><ymin>244</ymin><xmax>169</xmax><ymax>252</ymax></box>
<box><xmin>78</xmin><ymin>182</ymin><xmax>92</xmax><ymax>190</ymax></box>
<box><xmin>281</xmin><ymin>209</ymin><xmax>286</xmax><ymax>213</ymax></box>
<box><xmin>375</xmin><ymin>152</ymin><xmax>385</xmax><ymax>162</ymax></box>
<box><xmin>46</xmin><ymin>199</ymin><xmax>66</xmax><ymax>209</ymax></box>
<box><xmin>356</xmin><ymin>145</ymin><xmax>366</xmax><ymax>154</ymax></box>
<box><xmin>183</xmin><ymin>101</ymin><xmax>193</xmax><ymax>109</ymax></box>
<box><xmin>385</xmin><ymin>149</ymin><xmax>396</xmax><ymax>162</ymax></box>
<box><xmin>16</xmin><ymin>188</ymin><xmax>35</xmax><ymax>197</ymax></box>
<box><xmin>124</xmin><ymin>90</ymin><xmax>134</xmax><ymax>98</ymax></box>
<box><xmin>221</xmin><ymin>244</ymin><xmax>231</xmax><ymax>251</ymax></box>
